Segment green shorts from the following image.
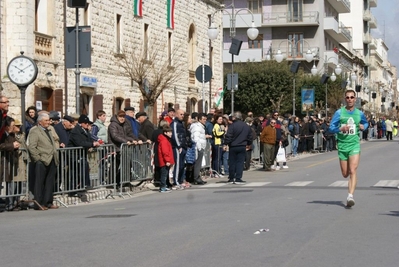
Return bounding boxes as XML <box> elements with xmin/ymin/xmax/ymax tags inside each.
<box><xmin>337</xmin><ymin>143</ymin><xmax>360</xmax><ymax>161</ymax></box>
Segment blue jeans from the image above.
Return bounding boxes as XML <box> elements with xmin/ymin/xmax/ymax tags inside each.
<box><xmin>228</xmin><ymin>146</ymin><xmax>246</xmax><ymax>181</ymax></box>
<box><xmin>291</xmin><ymin>137</ymin><xmax>298</xmax><ymax>156</ymax></box>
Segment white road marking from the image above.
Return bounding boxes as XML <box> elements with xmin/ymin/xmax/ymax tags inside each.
<box><xmin>242</xmin><ymin>182</ymin><xmax>272</xmax><ymax>187</ymax></box>
<box><xmin>373</xmin><ymin>180</ymin><xmax>399</xmax><ymax>187</ymax></box>
<box><xmin>285</xmin><ymin>181</ymin><xmax>314</xmax><ymax>186</ymax></box>
<box><xmin>328</xmin><ymin>181</ymin><xmax>348</xmax><ymax>187</ymax></box>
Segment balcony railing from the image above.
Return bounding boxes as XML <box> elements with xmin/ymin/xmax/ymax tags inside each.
<box><xmin>340</xmin><ymin>22</ymin><xmax>352</xmax><ymax>41</ymax></box>
<box><xmin>263</xmin><ymin>11</ymin><xmax>319</xmax><ymax>26</ymax></box>
<box><xmin>34</xmin><ymin>31</ymin><xmax>54</xmax><ymax>59</ymax></box>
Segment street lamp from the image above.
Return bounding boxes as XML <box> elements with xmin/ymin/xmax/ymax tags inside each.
<box><xmin>208</xmin><ymin>1</ymin><xmax>259</xmax><ymax>114</ymax></box>
<box><xmin>272</xmin><ymin>38</ymin><xmax>314</xmax><ymax>116</ymax></box>
<box><xmin>311</xmin><ymin>56</ymin><xmax>341</xmax><ymax>117</ymax></box>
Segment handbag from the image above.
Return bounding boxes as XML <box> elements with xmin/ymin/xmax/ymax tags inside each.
<box><xmin>276</xmin><ymin>145</ymin><xmax>286</xmax><ymax>162</ymax></box>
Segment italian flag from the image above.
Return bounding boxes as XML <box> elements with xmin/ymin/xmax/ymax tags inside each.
<box><xmin>167</xmin><ymin>0</ymin><xmax>175</xmax><ymax>29</ymax></box>
<box><xmin>133</xmin><ymin>0</ymin><xmax>142</xmax><ymax>17</ymax></box>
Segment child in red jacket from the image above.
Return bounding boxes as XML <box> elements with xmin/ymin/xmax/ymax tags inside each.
<box><xmin>157</xmin><ymin>125</ymin><xmax>175</xmax><ymax>192</ymax></box>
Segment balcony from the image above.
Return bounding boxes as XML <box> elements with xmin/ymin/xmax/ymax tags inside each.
<box><xmin>323</xmin><ymin>51</ymin><xmax>339</xmax><ymax>70</ymax></box>
<box><xmin>369</xmin><ymin>13</ymin><xmax>377</xmax><ymax>28</ymax></box>
<box><xmin>262</xmin><ymin>11</ymin><xmax>319</xmax><ymax>27</ymax></box>
<box><xmin>369</xmin><ymin>38</ymin><xmax>377</xmax><ymax>50</ymax></box>
<box><xmin>325</xmin><ymin>0</ymin><xmax>351</xmax><ymax>13</ymax></box>
<box><xmin>34</xmin><ymin>31</ymin><xmax>54</xmax><ymax>59</ymax></box>
<box><xmin>363</xmin><ymin>33</ymin><xmax>372</xmax><ymax>44</ymax></box>
<box><xmin>324</xmin><ymin>17</ymin><xmax>351</xmax><ymax>42</ymax></box>
<box><xmin>365</xmin><ymin>57</ymin><xmax>377</xmax><ymax>70</ymax></box>
<box><xmin>223</xmin><ymin>48</ymin><xmax>263</xmax><ymax>63</ymax></box>
<box><xmin>369</xmin><ymin>0</ymin><xmax>377</xmax><ymax>8</ymax></box>
<box><xmin>223</xmin><ymin>13</ymin><xmax>262</xmax><ymax>29</ymax></box>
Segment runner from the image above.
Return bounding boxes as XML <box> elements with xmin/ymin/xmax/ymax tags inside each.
<box><xmin>329</xmin><ymin>89</ymin><xmax>368</xmax><ymax>207</ymax></box>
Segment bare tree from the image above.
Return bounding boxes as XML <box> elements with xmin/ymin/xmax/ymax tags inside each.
<box><xmin>270</xmin><ymin>94</ymin><xmax>285</xmax><ymax>112</ymax></box>
<box><xmin>116</xmin><ymin>39</ymin><xmax>185</xmax><ymax>119</ymax></box>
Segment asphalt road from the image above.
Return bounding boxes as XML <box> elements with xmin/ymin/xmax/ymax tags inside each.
<box><xmin>1</xmin><ymin>139</ymin><xmax>399</xmax><ymax>267</ymax></box>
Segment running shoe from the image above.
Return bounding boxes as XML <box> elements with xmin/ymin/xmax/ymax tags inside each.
<box><xmin>234</xmin><ymin>180</ymin><xmax>246</xmax><ymax>184</ymax></box>
<box><xmin>282</xmin><ymin>166</ymin><xmax>289</xmax><ymax>169</ymax></box>
<box><xmin>346</xmin><ymin>196</ymin><xmax>355</xmax><ymax>207</ymax></box>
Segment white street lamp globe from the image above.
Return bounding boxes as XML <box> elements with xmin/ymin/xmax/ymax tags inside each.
<box><xmin>331</xmin><ymin>72</ymin><xmax>337</xmax><ymax>82</ymax></box>
<box><xmin>207</xmin><ymin>23</ymin><xmax>219</xmax><ymax>40</ymax></box>
<box><xmin>351</xmin><ymin>72</ymin><xmax>357</xmax><ymax>82</ymax></box>
<box><xmin>275</xmin><ymin>49</ymin><xmax>284</xmax><ymax>63</ymax></box>
<box><xmin>364</xmin><ymin>77</ymin><xmax>369</xmax><ymax>87</ymax></box>
<box><xmin>247</xmin><ymin>23</ymin><xmax>259</xmax><ymax>40</ymax></box>
<box><xmin>379</xmin><ymin>87</ymin><xmax>384</xmax><ymax>93</ymax></box>
<box><xmin>266</xmin><ymin>52</ymin><xmax>271</xmax><ymax>61</ymax></box>
<box><xmin>311</xmin><ymin>64</ymin><xmax>318</xmax><ymax>76</ymax></box>
<box><xmin>335</xmin><ymin>64</ymin><xmax>342</xmax><ymax>75</ymax></box>
<box><xmin>305</xmin><ymin>49</ymin><xmax>313</xmax><ymax>63</ymax></box>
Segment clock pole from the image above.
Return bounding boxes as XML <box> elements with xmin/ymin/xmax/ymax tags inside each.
<box><xmin>18</xmin><ymin>85</ymin><xmax>27</xmax><ymax>133</ymax></box>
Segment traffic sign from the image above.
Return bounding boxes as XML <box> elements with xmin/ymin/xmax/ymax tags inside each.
<box><xmin>195</xmin><ymin>65</ymin><xmax>212</xmax><ymax>83</ymax></box>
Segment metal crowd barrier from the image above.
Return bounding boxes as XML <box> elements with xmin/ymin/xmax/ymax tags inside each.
<box><xmin>313</xmin><ymin>132</ymin><xmax>324</xmax><ymax>152</ymax></box>
<box><xmin>119</xmin><ymin>143</ymin><xmax>153</xmax><ymax>197</ymax></box>
<box><xmin>0</xmin><ymin>148</ymin><xmax>29</xmax><ymax>211</ymax></box>
<box><xmin>52</xmin><ymin>145</ymin><xmax>117</xmax><ymax>204</ymax></box>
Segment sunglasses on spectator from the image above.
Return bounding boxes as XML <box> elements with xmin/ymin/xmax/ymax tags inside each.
<box><xmin>270</xmin><ymin>121</ymin><xmax>276</xmax><ymax>124</ymax></box>
<box><xmin>346</xmin><ymin>96</ymin><xmax>355</xmax><ymax>99</ymax></box>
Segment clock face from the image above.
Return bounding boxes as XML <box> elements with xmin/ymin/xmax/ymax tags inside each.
<box><xmin>7</xmin><ymin>56</ymin><xmax>38</xmax><ymax>86</ymax></box>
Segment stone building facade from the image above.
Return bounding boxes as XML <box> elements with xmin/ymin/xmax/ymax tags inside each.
<box><xmin>0</xmin><ymin>0</ymin><xmax>223</xmax><ymax>123</ymax></box>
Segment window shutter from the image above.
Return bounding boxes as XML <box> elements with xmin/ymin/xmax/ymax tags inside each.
<box><xmin>54</xmin><ymin>89</ymin><xmax>63</xmax><ymax>116</ymax></box>
<box><xmin>112</xmin><ymin>97</ymin><xmax>116</xmax><ymax>115</ymax></box>
<box><xmin>92</xmin><ymin>94</ymin><xmax>104</xmax><ymax>121</ymax></box>
<box><xmin>198</xmin><ymin>100</ymin><xmax>203</xmax><ymax>113</ymax></box>
<box><xmin>140</xmin><ymin>99</ymin><xmax>144</xmax><ymax>112</ymax></box>
<box><xmin>125</xmin><ymin>98</ymin><xmax>131</xmax><ymax>109</ymax></box>
<box><xmin>186</xmin><ymin>97</ymin><xmax>191</xmax><ymax>114</ymax></box>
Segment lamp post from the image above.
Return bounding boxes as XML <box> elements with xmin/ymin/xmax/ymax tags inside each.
<box><xmin>208</xmin><ymin>0</ymin><xmax>259</xmax><ymax>115</ymax></box>
<box><xmin>273</xmin><ymin>39</ymin><xmax>314</xmax><ymax>116</ymax></box>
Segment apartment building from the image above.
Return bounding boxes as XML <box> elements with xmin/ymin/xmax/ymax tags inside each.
<box><xmin>0</xmin><ymin>0</ymin><xmax>223</xmax><ymax>122</ymax></box>
<box><xmin>221</xmin><ymin>0</ymin><xmax>398</xmax><ymax>115</ymax></box>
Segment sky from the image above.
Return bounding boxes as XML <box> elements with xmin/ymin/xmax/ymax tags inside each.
<box><xmin>371</xmin><ymin>1</ymin><xmax>399</xmax><ymax>68</ymax></box>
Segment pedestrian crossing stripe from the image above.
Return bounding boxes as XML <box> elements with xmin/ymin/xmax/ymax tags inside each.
<box><xmin>329</xmin><ymin>181</ymin><xmax>348</xmax><ymax>187</ymax></box>
<box><xmin>285</xmin><ymin>181</ymin><xmax>314</xmax><ymax>186</ymax></box>
<box><xmin>201</xmin><ymin>183</ymin><xmax>226</xmax><ymax>187</ymax></box>
<box><xmin>372</xmin><ymin>180</ymin><xmax>399</xmax><ymax>187</ymax></box>
<box><xmin>243</xmin><ymin>182</ymin><xmax>272</xmax><ymax>187</ymax></box>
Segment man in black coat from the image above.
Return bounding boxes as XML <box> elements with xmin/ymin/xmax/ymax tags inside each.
<box><xmin>223</xmin><ymin>111</ymin><xmax>252</xmax><ymax>184</ymax></box>
<box><xmin>68</xmin><ymin>115</ymin><xmax>100</xmax><ymax>189</ymax></box>
<box><xmin>54</xmin><ymin>115</ymin><xmax>75</xmax><ymax>147</ymax></box>
<box><xmin>136</xmin><ymin>112</ymin><xmax>155</xmax><ymax>142</ymax></box>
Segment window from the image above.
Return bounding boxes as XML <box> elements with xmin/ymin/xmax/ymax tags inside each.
<box><xmin>35</xmin><ymin>0</ymin><xmax>49</xmax><ymax>33</ymax></box>
<box><xmin>116</xmin><ymin>14</ymin><xmax>122</xmax><ymax>53</ymax></box>
<box><xmin>113</xmin><ymin>97</ymin><xmax>124</xmax><ymax>115</ymax></box>
<box><xmin>83</xmin><ymin>3</ymin><xmax>90</xmax><ymax>26</ymax></box>
<box><xmin>144</xmin><ymin>23</ymin><xmax>149</xmax><ymax>60</ymax></box>
<box><xmin>248</xmin><ymin>0</ymin><xmax>262</xmax><ymax>14</ymax></box>
<box><xmin>168</xmin><ymin>32</ymin><xmax>172</xmax><ymax>66</ymax></box>
<box><xmin>288</xmin><ymin>33</ymin><xmax>304</xmax><ymax>58</ymax></box>
<box><xmin>288</xmin><ymin>0</ymin><xmax>303</xmax><ymax>22</ymax></box>
<box><xmin>188</xmin><ymin>24</ymin><xmax>196</xmax><ymax>71</ymax></box>
<box><xmin>40</xmin><ymin>88</ymin><xmax>53</xmax><ymax>111</ymax></box>
<box><xmin>248</xmin><ymin>34</ymin><xmax>263</xmax><ymax>49</ymax></box>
